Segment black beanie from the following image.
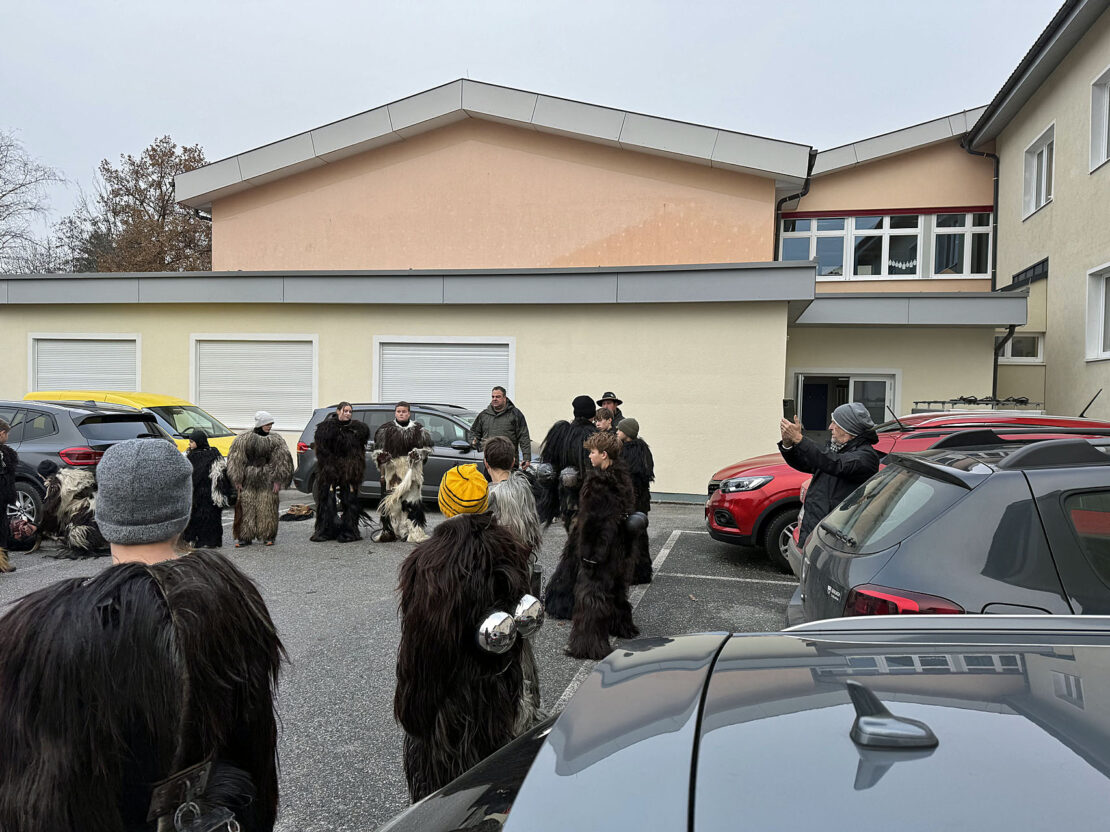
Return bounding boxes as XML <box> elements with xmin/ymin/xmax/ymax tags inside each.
<box><xmin>189</xmin><ymin>429</ymin><xmax>210</xmax><ymax>449</ymax></box>
<box><xmin>572</xmin><ymin>395</ymin><xmax>596</xmax><ymax>419</ymax></box>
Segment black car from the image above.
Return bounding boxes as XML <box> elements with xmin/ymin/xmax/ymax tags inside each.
<box><xmin>379</xmin><ymin>615</ymin><xmax>1110</xmax><ymax>830</ymax></box>
<box><xmin>293</xmin><ymin>402</ymin><xmax>481</xmax><ymax>501</ymax></box>
<box><xmin>0</xmin><ymin>399</ymin><xmax>172</xmax><ymax>524</ymax></box>
<box><xmin>789</xmin><ymin>430</ymin><xmax>1110</xmax><ymax>625</ymax></box>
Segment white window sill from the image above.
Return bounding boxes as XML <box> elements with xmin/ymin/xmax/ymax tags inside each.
<box><xmin>1091</xmin><ymin>156</ymin><xmax>1110</xmax><ymax>175</ymax></box>
<box><xmin>998</xmin><ymin>360</ymin><xmax>1045</xmax><ymax>366</ymax></box>
<box><xmin>1085</xmin><ymin>355</ymin><xmax>1110</xmax><ymax>363</ymax></box>
<box><xmin>816</xmin><ymin>275</ymin><xmax>990</xmax><ymax>282</ymax></box>
<box><xmin>1023</xmin><ymin>198</ymin><xmax>1053</xmax><ymax>222</ymax></box>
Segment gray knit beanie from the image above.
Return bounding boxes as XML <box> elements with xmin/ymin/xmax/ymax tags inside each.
<box><xmin>831</xmin><ymin>402</ymin><xmax>875</xmax><ymax>437</ymax></box>
<box><xmin>254</xmin><ymin>410</ymin><xmax>275</xmax><ymax>429</ymax></box>
<box><xmin>95</xmin><ymin>439</ymin><xmax>192</xmax><ymax>544</ymax></box>
<box><xmin>617</xmin><ymin>418</ymin><xmax>640</xmax><ymax>440</ymax></box>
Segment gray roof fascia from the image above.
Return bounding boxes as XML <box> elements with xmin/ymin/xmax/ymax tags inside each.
<box><xmin>792</xmin><ymin>292</ymin><xmax>1028</xmax><ymax>327</ymax></box>
<box><xmin>175</xmin><ymin>80</ymin><xmax>813</xmax><ymax>210</ymax></box>
<box><xmin>812</xmin><ymin>107</ymin><xmax>988</xmax><ymax>176</ymax></box>
<box><xmin>0</xmin><ymin>261</ymin><xmax>817</xmax><ymax>306</ymax></box>
<box><xmin>968</xmin><ymin>0</ymin><xmax>1110</xmax><ymax>148</ymax></box>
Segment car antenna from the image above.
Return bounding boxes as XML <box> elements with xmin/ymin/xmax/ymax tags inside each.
<box><xmin>1079</xmin><ymin>389</ymin><xmax>1103</xmax><ymax>418</ymax></box>
<box><xmin>885</xmin><ymin>405</ymin><xmax>906</xmax><ymax>431</ymax></box>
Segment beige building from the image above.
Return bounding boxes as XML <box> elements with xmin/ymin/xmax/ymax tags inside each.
<box><xmin>0</xmin><ymin>80</ymin><xmax>1026</xmax><ymax>497</ymax></box>
<box><xmin>970</xmin><ymin>0</ymin><xmax>1110</xmax><ymax>418</ymax></box>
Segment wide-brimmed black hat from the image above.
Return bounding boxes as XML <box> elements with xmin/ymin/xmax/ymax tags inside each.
<box><xmin>596</xmin><ymin>391</ymin><xmax>623</xmax><ymax>406</ymax></box>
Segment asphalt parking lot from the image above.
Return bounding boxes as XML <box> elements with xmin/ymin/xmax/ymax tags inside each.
<box><xmin>0</xmin><ymin>492</ymin><xmax>797</xmax><ymax>832</ymax></box>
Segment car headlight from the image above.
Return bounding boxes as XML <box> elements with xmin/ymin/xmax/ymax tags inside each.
<box><xmin>719</xmin><ymin>475</ymin><xmax>773</xmax><ymax>493</ymax></box>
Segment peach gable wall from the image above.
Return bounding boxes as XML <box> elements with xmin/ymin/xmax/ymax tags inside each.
<box><xmin>796</xmin><ymin>139</ymin><xmax>994</xmax><ymax>212</ymax></box>
<box><xmin>211</xmin><ymin>119</ymin><xmax>776</xmax><ymax>270</ymax></box>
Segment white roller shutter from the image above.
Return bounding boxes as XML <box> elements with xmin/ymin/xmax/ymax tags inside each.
<box><xmin>32</xmin><ymin>338</ymin><xmax>137</xmax><ymax>390</ymax></box>
<box><xmin>195</xmin><ymin>339</ymin><xmax>314</xmax><ymax>430</ymax></box>
<box><xmin>379</xmin><ymin>342</ymin><xmax>511</xmax><ymax>411</ymax></box>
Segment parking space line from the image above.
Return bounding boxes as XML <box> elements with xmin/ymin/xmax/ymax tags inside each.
<box><xmin>656</xmin><ymin>571</ymin><xmax>797</xmax><ymax>586</ymax></box>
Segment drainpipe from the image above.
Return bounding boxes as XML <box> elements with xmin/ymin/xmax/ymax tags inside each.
<box><xmin>993</xmin><ymin>324</ymin><xmax>1016</xmax><ymax>400</ymax></box>
<box><xmin>773</xmin><ymin>149</ymin><xmax>819</xmax><ymax>261</ymax></box>
<box><xmin>960</xmin><ymin>141</ymin><xmax>1000</xmax><ymax>291</ymax></box>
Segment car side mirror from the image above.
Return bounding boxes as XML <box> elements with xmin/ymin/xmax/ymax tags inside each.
<box><xmin>450</xmin><ymin>439</ymin><xmax>471</xmax><ymax>453</ymax></box>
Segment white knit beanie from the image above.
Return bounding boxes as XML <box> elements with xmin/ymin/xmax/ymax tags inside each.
<box><xmin>254</xmin><ymin>411</ymin><xmax>275</xmax><ymax>429</ymax></box>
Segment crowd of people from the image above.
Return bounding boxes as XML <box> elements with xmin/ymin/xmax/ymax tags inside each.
<box><xmin>0</xmin><ymin>386</ymin><xmax>658</xmax><ymax>825</ymax></box>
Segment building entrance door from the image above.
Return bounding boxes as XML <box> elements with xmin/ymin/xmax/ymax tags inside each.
<box><xmin>794</xmin><ymin>373</ymin><xmax>894</xmax><ymax>432</ymax></box>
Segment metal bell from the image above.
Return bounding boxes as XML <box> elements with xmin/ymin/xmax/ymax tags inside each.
<box><xmin>513</xmin><ymin>594</ymin><xmax>544</xmax><ymax>638</ymax></box>
<box><xmin>477</xmin><ymin>610</ymin><xmax>518</xmax><ymax>654</ymax></box>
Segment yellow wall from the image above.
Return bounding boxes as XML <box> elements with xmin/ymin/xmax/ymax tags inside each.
<box><xmin>0</xmin><ymin>301</ymin><xmax>789</xmax><ymax>495</ymax></box>
<box><xmin>994</xmin><ymin>7</ymin><xmax>1110</xmax><ymax>420</ymax></box>
<box><xmin>785</xmin><ymin>327</ymin><xmax>997</xmax><ymax>413</ymax></box>
<box><xmin>997</xmin><ymin>364</ymin><xmax>1047</xmax><ymax>404</ymax></box>
<box><xmin>211</xmin><ymin>119</ymin><xmax>777</xmax><ymax>271</ymax></box>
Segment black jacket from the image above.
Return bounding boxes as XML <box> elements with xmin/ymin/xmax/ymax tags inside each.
<box><xmin>779</xmin><ymin>432</ymin><xmax>881</xmax><ymax>545</ymax></box>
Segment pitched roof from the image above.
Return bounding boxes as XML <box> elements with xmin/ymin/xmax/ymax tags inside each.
<box><xmin>968</xmin><ymin>0</ymin><xmax>1110</xmax><ymax>148</ymax></box>
<box><xmin>174</xmin><ymin>80</ymin><xmax>814</xmax><ymax>210</ymax></box>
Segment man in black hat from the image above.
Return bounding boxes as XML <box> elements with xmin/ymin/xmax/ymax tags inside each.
<box><xmin>597</xmin><ymin>392</ymin><xmax>624</xmax><ymax>424</ymax></box>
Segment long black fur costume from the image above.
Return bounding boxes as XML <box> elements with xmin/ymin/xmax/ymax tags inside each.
<box><xmin>373</xmin><ymin>419</ymin><xmax>433</xmax><ymax>543</ymax></box>
<box><xmin>311</xmin><ymin>413</ymin><xmax>371</xmax><ymax>543</ymax></box>
<box><xmin>561</xmin><ymin>458</ymin><xmax>639</xmax><ymax>660</ymax></box>
<box><xmin>183</xmin><ymin>433</ymin><xmax>232</xmax><ymax>549</ymax></box>
<box><xmin>536</xmin><ymin>405</ymin><xmax>597</xmax><ymax>532</ymax></box>
<box><xmin>395</xmin><ymin>513</ymin><xmax>540</xmax><ymax>802</ymax></box>
<box><xmin>622</xmin><ymin>436</ymin><xmax>655</xmax><ymax>584</ymax></box>
<box><xmin>0</xmin><ymin>443</ymin><xmax>17</xmax><ymax>572</ymax></box>
<box><xmin>37</xmin><ymin>460</ymin><xmax>109</xmax><ymax>559</ymax></box>
<box><xmin>0</xmin><ymin>548</ymin><xmax>285</xmax><ymax>832</ymax></box>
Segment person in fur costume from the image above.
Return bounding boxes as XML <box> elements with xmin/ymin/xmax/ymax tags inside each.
<box><xmin>396</xmin><ymin>465</ymin><xmax>544</xmax><ymax>802</ymax></box>
<box><xmin>310</xmin><ymin>402</ymin><xmax>371</xmax><ymax>543</ymax></box>
<box><xmin>183</xmin><ymin>429</ymin><xmax>233</xmax><ymax>549</ymax></box>
<box><xmin>0</xmin><ymin>419</ymin><xmax>17</xmax><ymax>572</ymax></box>
<box><xmin>618</xmin><ymin>418</ymin><xmax>655</xmax><ymax>585</ymax></box>
<box><xmin>559</xmin><ymin>431</ymin><xmax>639</xmax><ymax>661</ymax></box>
<box><xmin>372</xmin><ymin>402</ymin><xmax>433</xmax><ymax>543</ymax></box>
<box><xmin>0</xmin><ymin>438</ymin><xmax>285</xmax><ymax>832</ymax></box>
<box><xmin>536</xmin><ymin>394</ymin><xmax>597</xmax><ymax>531</ymax></box>
<box><xmin>36</xmin><ymin>459</ymin><xmax>109</xmax><ymax>558</ymax></box>
<box><xmin>227</xmin><ymin>411</ymin><xmax>294</xmax><ymax>547</ymax></box>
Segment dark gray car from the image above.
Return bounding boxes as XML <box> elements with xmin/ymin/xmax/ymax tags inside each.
<box><xmin>378</xmin><ymin>615</ymin><xmax>1110</xmax><ymax>831</ymax></box>
<box><xmin>0</xmin><ymin>399</ymin><xmax>172</xmax><ymax>524</ymax></box>
<box><xmin>293</xmin><ymin>403</ymin><xmax>480</xmax><ymax>501</ymax></box>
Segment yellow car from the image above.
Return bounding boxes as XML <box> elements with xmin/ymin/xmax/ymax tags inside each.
<box><xmin>24</xmin><ymin>391</ymin><xmax>237</xmax><ymax>454</ymax></box>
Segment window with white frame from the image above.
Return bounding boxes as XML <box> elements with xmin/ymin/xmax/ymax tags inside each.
<box><xmin>995</xmin><ymin>331</ymin><xmax>1044</xmax><ymax>364</ymax></box>
<box><xmin>1092</xmin><ymin>65</ymin><xmax>1110</xmax><ymax>171</ymax></box>
<box><xmin>1086</xmin><ymin>263</ymin><xmax>1110</xmax><ymax>361</ymax></box>
<box><xmin>1024</xmin><ymin>124</ymin><xmax>1055</xmax><ymax>216</ymax></box>
<box><xmin>193</xmin><ymin>337</ymin><xmax>315</xmax><ymax>430</ymax></box>
<box><xmin>780</xmin><ymin>212</ymin><xmax>991</xmax><ymax>280</ymax></box>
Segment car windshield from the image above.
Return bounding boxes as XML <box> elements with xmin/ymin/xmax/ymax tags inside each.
<box><xmin>150</xmin><ymin>405</ymin><xmax>234</xmax><ymax>438</ymax></box>
<box><xmin>817</xmin><ymin>464</ymin><xmax>967</xmax><ymax>555</ymax></box>
<box><xmin>78</xmin><ymin>417</ymin><xmax>171</xmax><ymax>442</ymax></box>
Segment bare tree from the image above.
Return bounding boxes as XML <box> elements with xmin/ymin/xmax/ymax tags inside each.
<box><xmin>0</xmin><ymin>130</ymin><xmax>63</xmax><ymax>272</ymax></box>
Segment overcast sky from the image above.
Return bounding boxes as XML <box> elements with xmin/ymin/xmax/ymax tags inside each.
<box><xmin>2</xmin><ymin>0</ymin><xmax>1061</xmax><ymax>227</ymax></box>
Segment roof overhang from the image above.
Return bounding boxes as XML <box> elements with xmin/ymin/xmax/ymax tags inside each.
<box><xmin>812</xmin><ymin>107</ymin><xmax>987</xmax><ymax>176</ymax></box>
<box><xmin>792</xmin><ymin>292</ymin><xmax>1027</xmax><ymax>327</ymax></box>
<box><xmin>174</xmin><ymin>80</ymin><xmax>813</xmax><ymax>211</ymax></box>
<box><xmin>0</xmin><ymin>261</ymin><xmax>816</xmax><ymax>307</ymax></box>
<box><xmin>968</xmin><ymin>0</ymin><xmax>1110</xmax><ymax>149</ymax></box>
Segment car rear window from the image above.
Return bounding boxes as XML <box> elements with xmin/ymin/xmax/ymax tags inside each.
<box><xmin>1064</xmin><ymin>490</ymin><xmax>1110</xmax><ymax>587</ymax></box>
<box><xmin>817</xmin><ymin>464</ymin><xmax>967</xmax><ymax>555</ymax></box>
<box><xmin>78</xmin><ymin>417</ymin><xmax>169</xmax><ymax>442</ymax></box>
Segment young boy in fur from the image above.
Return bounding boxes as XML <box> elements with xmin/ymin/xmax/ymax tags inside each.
<box><xmin>183</xmin><ymin>429</ymin><xmax>233</xmax><ymax>549</ymax></box>
<box><xmin>36</xmin><ymin>459</ymin><xmax>109</xmax><ymax>558</ymax></box>
<box><xmin>617</xmin><ymin>418</ymin><xmax>655</xmax><ymax>584</ymax></box>
<box><xmin>372</xmin><ymin>402</ymin><xmax>434</xmax><ymax>543</ymax></box>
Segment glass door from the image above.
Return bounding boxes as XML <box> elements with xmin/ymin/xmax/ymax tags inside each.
<box><xmin>849</xmin><ymin>376</ymin><xmax>894</xmax><ymax>424</ymax></box>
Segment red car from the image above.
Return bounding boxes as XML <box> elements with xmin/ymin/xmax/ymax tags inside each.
<box><xmin>706</xmin><ymin>412</ymin><xmax>1110</xmax><ymax>571</ymax></box>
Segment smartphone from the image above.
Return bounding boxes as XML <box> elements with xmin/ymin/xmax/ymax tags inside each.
<box><xmin>782</xmin><ymin>399</ymin><xmax>795</xmax><ymax>421</ymax></box>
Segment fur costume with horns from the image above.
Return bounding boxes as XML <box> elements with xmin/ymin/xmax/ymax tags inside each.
<box><xmin>536</xmin><ymin>398</ymin><xmax>597</xmax><ymax>531</ymax></box>
<box><xmin>0</xmin><ymin>442</ymin><xmax>18</xmax><ymax>572</ymax></box>
<box><xmin>550</xmin><ymin>458</ymin><xmax>639</xmax><ymax>660</ymax></box>
<box><xmin>0</xmin><ymin>548</ymin><xmax>285</xmax><ymax>832</ymax></box>
<box><xmin>372</xmin><ymin>419</ymin><xmax>433</xmax><ymax>543</ymax></box>
<box><xmin>395</xmin><ymin>513</ymin><xmax>543</xmax><ymax>802</ymax></box>
<box><xmin>621</xmin><ymin>436</ymin><xmax>655</xmax><ymax>585</ymax></box>
<box><xmin>311</xmin><ymin>413</ymin><xmax>371</xmax><ymax>543</ymax></box>
<box><xmin>37</xmin><ymin>462</ymin><xmax>109</xmax><ymax>558</ymax></box>
<box><xmin>226</xmin><ymin>429</ymin><xmax>294</xmax><ymax>544</ymax></box>
<box><xmin>183</xmin><ymin>433</ymin><xmax>234</xmax><ymax>549</ymax></box>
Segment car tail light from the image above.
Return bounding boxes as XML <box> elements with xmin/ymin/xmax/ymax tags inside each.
<box><xmin>844</xmin><ymin>584</ymin><xmax>964</xmax><ymax>616</ymax></box>
<box><xmin>297</xmin><ymin>442</ymin><xmax>310</xmax><ymax>455</ymax></box>
<box><xmin>58</xmin><ymin>447</ymin><xmax>104</xmax><ymax>466</ymax></box>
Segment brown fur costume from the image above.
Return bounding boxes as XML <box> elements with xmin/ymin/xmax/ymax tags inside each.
<box><xmin>561</xmin><ymin>458</ymin><xmax>639</xmax><ymax>660</ymax></box>
<box><xmin>227</xmin><ymin>428</ymin><xmax>294</xmax><ymax>544</ymax></box>
<box><xmin>0</xmin><ymin>443</ymin><xmax>17</xmax><ymax>572</ymax></box>
<box><xmin>395</xmin><ymin>513</ymin><xmax>540</xmax><ymax>802</ymax></box>
<box><xmin>0</xmin><ymin>548</ymin><xmax>285</xmax><ymax>831</ymax></box>
<box><xmin>373</xmin><ymin>419</ymin><xmax>433</xmax><ymax>543</ymax></box>
<box><xmin>311</xmin><ymin>413</ymin><xmax>371</xmax><ymax>543</ymax></box>
<box><xmin>37</xmin><ymin>464</ymin><xmax>109</xmax><ymax>559</ymax></box>
<box><xmin>622</xmin><ymin>436</ymin><xmax>655</xmax><ymax>584</ymax></box>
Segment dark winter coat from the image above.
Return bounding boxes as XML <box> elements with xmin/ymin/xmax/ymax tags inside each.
<box><xmin>314</xmin><ymin>413</ymin><xmax>371</xmax><ymax>486</ymax></box>
<box><xmin>0</xmin><ymin>443</ymin><xmax>16</xmax><ymax>551</ymax></box>
<box><xmin>620</xmin><ymin>437</ymin><xmax>655</xmax><ymax>514</ymax></box>
<box><xmin>469</xmin><ymin>402</ymin><xmax>532</xmax><ymax>462</ymax></box>
<box><xmin>183</xmin><ymin>445</ymin><xmax>227</xmax><ymax>549</ymax></box>
<box><xmin>779</xmin><ymin>432</ymin><xmax>881</xmax><ymax>545</ymax></box>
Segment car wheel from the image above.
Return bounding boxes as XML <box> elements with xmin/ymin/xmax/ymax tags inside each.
<box><xmin>10</xmin><ymin>481</ymin><xmax>44</xmax><ymax>526</ymax></box>
<box><xmin>761</xmin><ymin>509</ymin><xmax>798</xmax><ymax>574</ymax></box>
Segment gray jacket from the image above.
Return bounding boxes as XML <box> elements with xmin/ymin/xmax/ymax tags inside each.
<box><xmin>469</xmin><ymin>402</ymin><xmax>532</xmax><ymax>462</ymax></box>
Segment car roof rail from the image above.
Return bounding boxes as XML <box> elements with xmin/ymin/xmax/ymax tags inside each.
<box><xmin>929</xmin><ymin>427</ymin><xmax>1110</xmax><ymax>450</ymax></box>
<box><xmin>785</xmin><ymin>614</ymin><xmax>1110</xmax><ymax>635</ymax></box>
<box><xmin>995</xmin><ymin>438</ymin><xmax>1110</xmax><ymax>470</ymax></box>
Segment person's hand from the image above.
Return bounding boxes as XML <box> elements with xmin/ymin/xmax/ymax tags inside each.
<box><xmin>779</xmin><ymin>416</ymin><xmax>804</xmax><ymax>446</ymax></box>
<box><xmin>273</xmin><ymin>482</ymin><xmax>281</xmax><ymax>494</ymax></box>
<box><xmin>521</xmin><ymin>459</ymin><xmax>531</xmax><ymax>470</ymax></box>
